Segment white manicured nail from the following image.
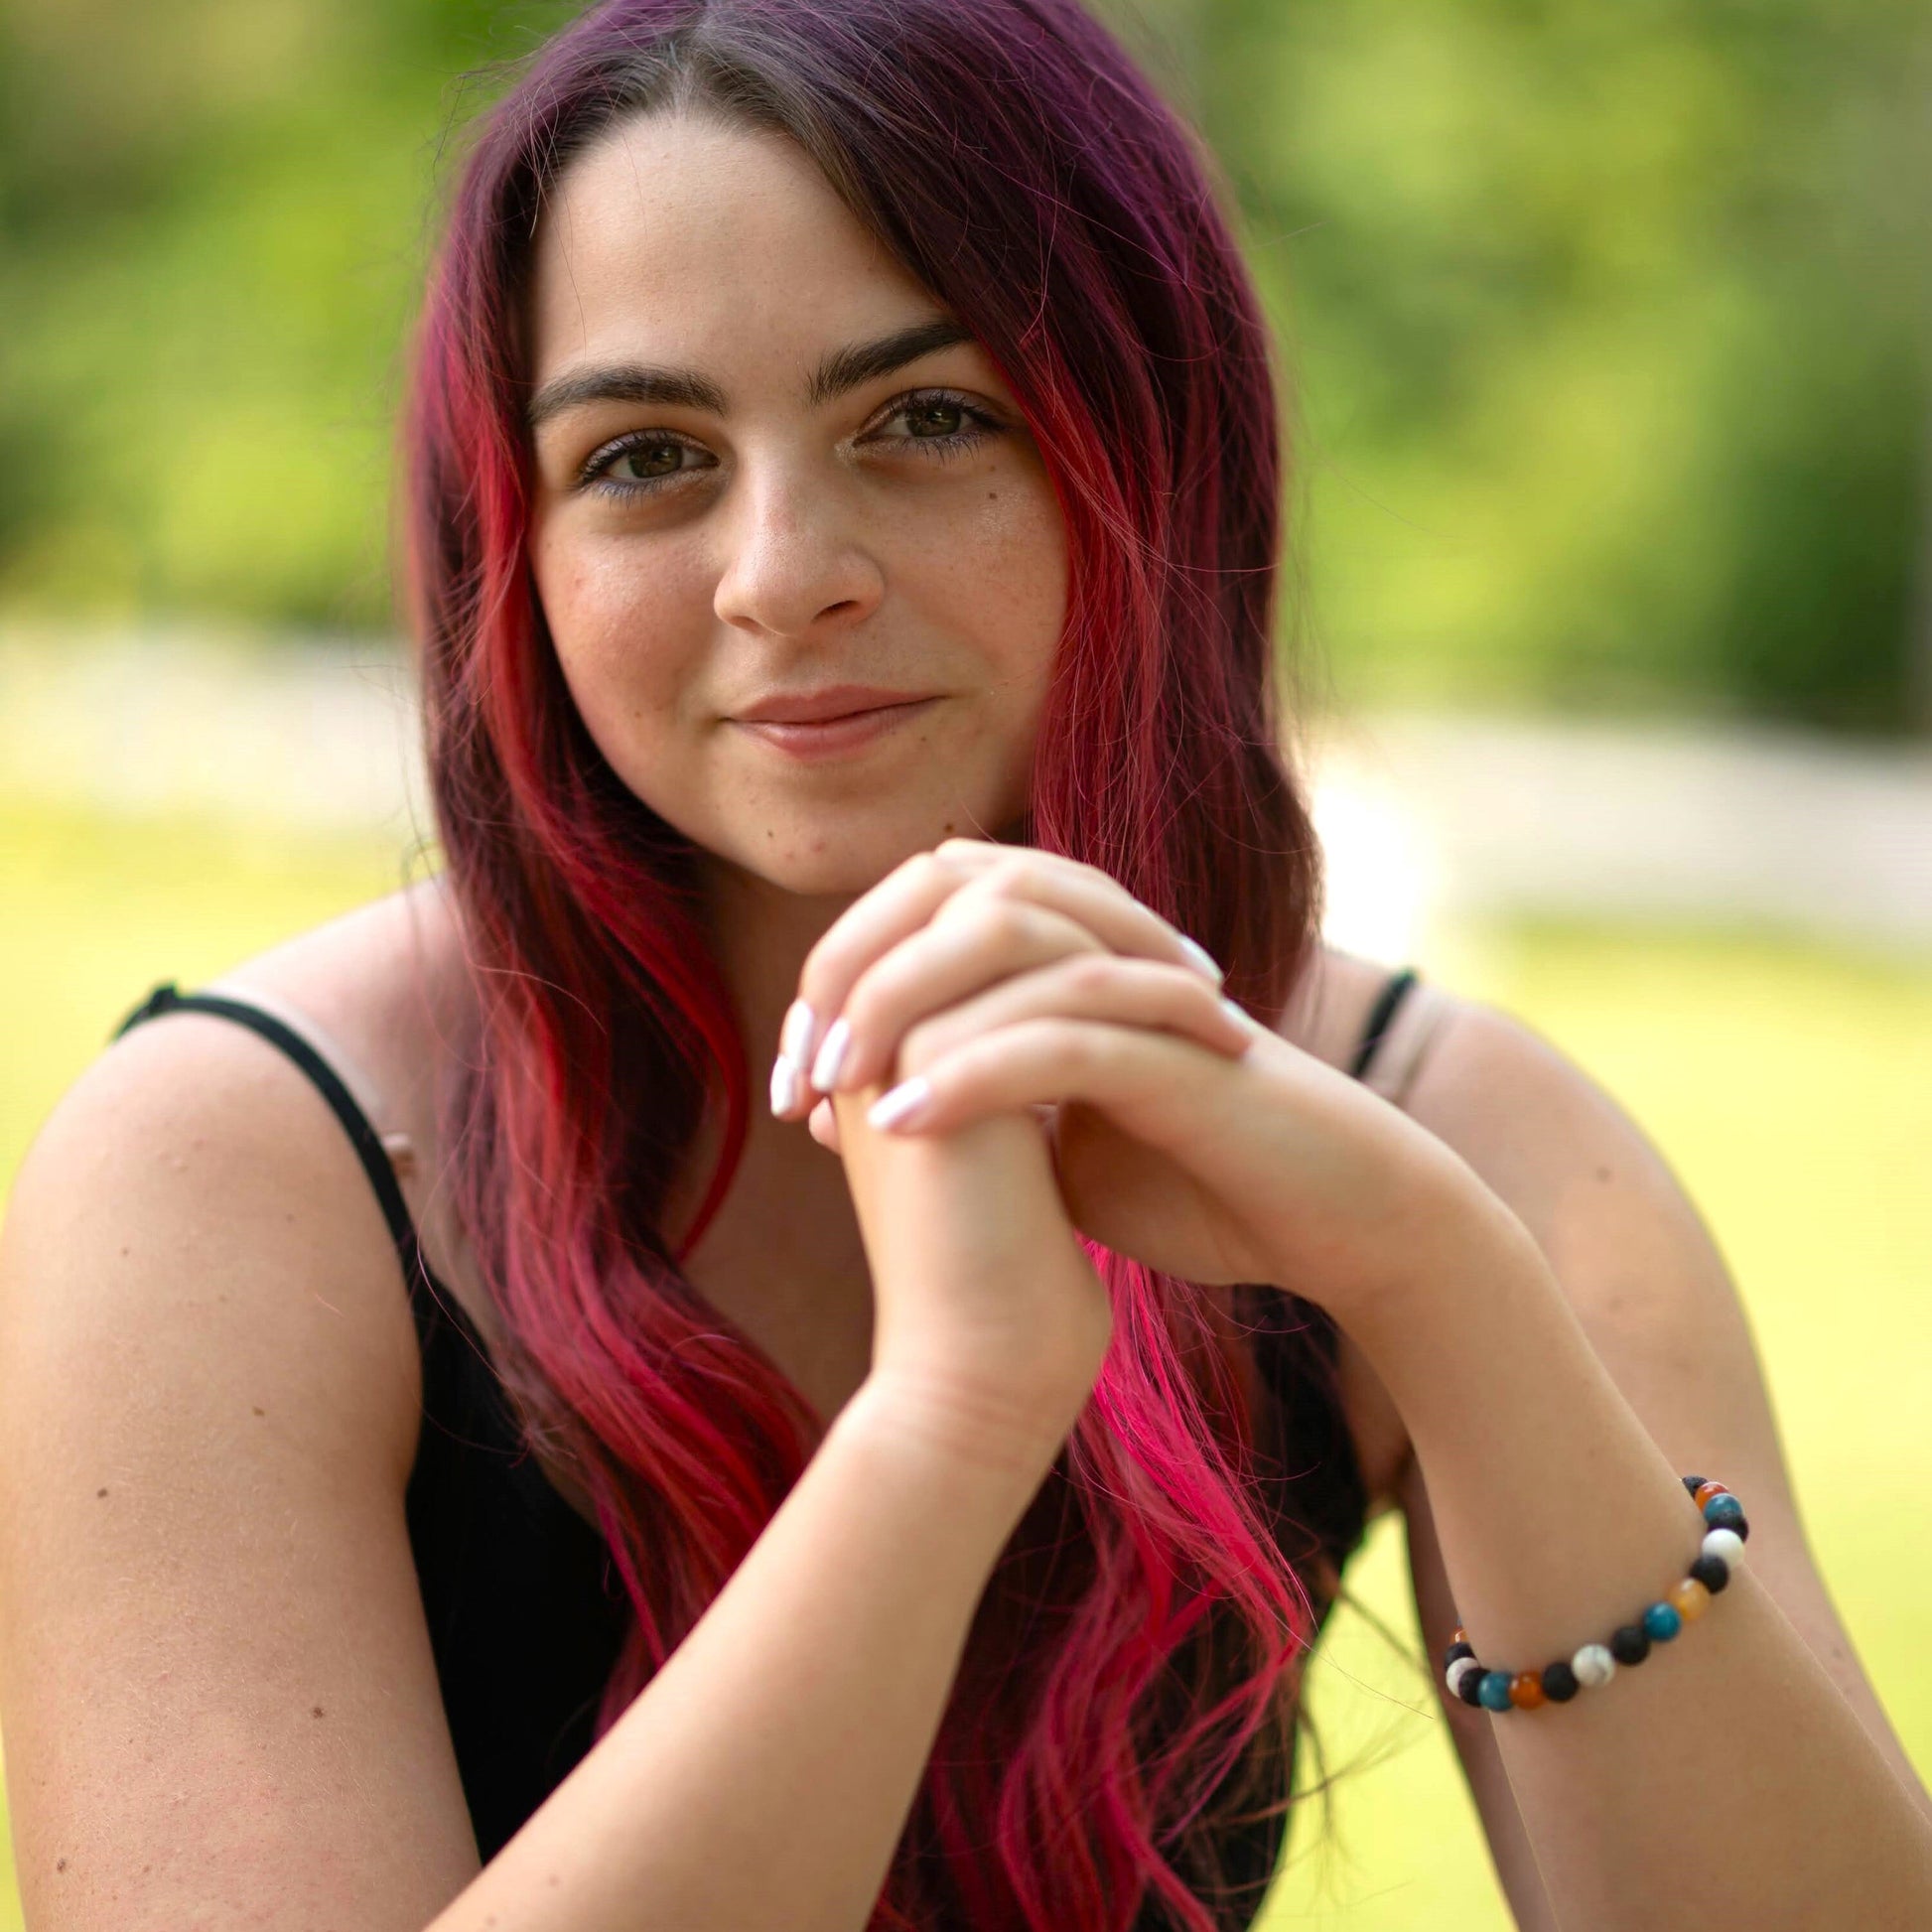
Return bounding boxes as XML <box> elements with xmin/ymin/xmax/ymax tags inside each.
<box><xmin>1219</xmin><ymin>995</ymin><xmax>1256</xmax><ymax>1031</ymax></box>
<box><xmin>1178</xmin><ymin>935</ymin><xmax>1224</xmax><ymax>984</ymax></box>
<box><xmin>779</xmin><ymin>999</ymin><xmax>817</xmax><ymax>1067</ymax></box>
<box><xmin>769</xmin><ymin>1055</ymin><xmax>800</xmax><ymax>1116</ymax></box>
<box><xmin>810</xmin><ymin>1016</ymin><xmax>852</xmax><ymax>1091</ymax></box>
<box><xmin>867</xmin><ymin>1075</ymin><xmax>931</xmax><ymax>1132</ymax></box>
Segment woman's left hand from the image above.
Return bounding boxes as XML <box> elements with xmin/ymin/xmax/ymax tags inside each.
<box><xmin>771</xmin><ymin>839</ymin><xmax>1480</xmax><ymax>1313</ymax></box>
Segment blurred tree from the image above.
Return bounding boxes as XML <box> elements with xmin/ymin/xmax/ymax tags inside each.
<box><xmin>1177</xmin><ymin>0</ymin><xmax>1931</xmax><ymax>733</ymax></box>
<box><xmin>0</xmin><ymin>0</ymin><xmax>575</xmax><ymax>629</ymax></box>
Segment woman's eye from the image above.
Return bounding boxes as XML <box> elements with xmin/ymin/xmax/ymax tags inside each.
<box><xmin>582</xmin><ymin>435</ymin><xmax>711</xmax><ymax>495</ymax></box>
<box><xmin>878</xmin><ymin>391</ymin><xmax>1002</xmax><ymax>454</ymax></box>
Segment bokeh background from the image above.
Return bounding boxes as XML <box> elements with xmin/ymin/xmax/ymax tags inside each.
<box><xmin>2</xmin><ymin>1</ymin><xmax>1928</xmax><ymax>1924</ymax></box>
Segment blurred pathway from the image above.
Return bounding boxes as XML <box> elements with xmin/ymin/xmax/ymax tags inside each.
<box><xmin>4</xmin><ymin>629</ymin><xmax>1929</xmax><ymax>960</ymax></box>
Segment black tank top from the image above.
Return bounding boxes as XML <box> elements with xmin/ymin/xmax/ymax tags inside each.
<box><xmin>111</xmin><ymin>966</ymin><xmax>1424</xmax><ymax>1921</ymax></box>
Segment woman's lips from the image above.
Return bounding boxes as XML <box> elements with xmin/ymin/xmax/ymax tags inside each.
<box><xmin>730</xmin><ymin>696</ymin><xmax>939</xmax><ymax>760</ymax></box>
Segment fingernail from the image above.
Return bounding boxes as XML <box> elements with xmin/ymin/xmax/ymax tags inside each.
<box><xmin>769</xmin><ymin>1055</ymin><xmax>800</xmax><ymax>1115</ymax></box>
<box><xmin>1220</xmin><ymin>994</ymin><xmax>1259</xmax><ymax>1036</ymax></box>
<box><xmin>810</xmin><ymin>1016</ymin><xmax>852</xmax><ymax>1092</ymax></box>
<box><xmin>1178</xmin><ymin>935</ymin><xmax>1224</xmax><ymax>984</ymax></box>
<box><xmin>779</xmin><ymin>999</ymin><xmax>817</xmax><ymax>1067</ymax></box>
<box><xmin>867</xmin><ymin>1075</ymin><xmax>931</xmax><ymax>1132</ymax></box>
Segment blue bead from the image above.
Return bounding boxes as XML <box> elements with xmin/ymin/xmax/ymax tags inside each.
<box><xmin>1703</xmin><ymin>1493</ymin><xmax>1745</xmax><ymax>1530</ymax></box>
<box><xmin>1642</xmin><ymin>1600</ymin><xmax>1683</xmax><ymax>1642</ymax></box>
<box><xmin>1477</xmin><ymin>1671</ymin><xmax>1516</xmax><ymax>1712</ymax></box>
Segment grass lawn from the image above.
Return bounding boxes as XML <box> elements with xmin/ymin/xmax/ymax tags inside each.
<box><xmin>1</xmin><ymin>803</ymin><xmax>1926</xmax><ymax>1928</ymax></box>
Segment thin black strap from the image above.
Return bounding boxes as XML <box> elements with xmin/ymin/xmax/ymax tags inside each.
<box><xmin>1348</xmin><ymin>966</ymin><xmax>1421</xmax><ymax>1081</ymax></box>
<box><xmin>113</xmin><ymin>981</ymin><xmax>424</xmax><ymax>1275</ymax></box>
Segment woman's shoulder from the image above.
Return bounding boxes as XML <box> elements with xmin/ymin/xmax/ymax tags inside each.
<box><xmin>2</xmin><ymin>887</ymin><xmax>463</xmax><ymax>1508</ymax></box>
<box><xmin>43</xmin><ymin>876</ymin><xmax>495</xmax><ymax>1361</ymax></box>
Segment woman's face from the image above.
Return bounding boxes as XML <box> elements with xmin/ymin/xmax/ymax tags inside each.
<box><xmin>525</xmin><ymin>112</ymin><xmax>1069</xmax><ymax>901</ymax></box>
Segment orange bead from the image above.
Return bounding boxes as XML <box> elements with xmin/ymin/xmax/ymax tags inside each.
<box><xmin>1694</xmin><ymin>1481</ymin><xmax>1729</xmax><ymax>1509</ymax></box>
<box><xmin>1508</xmin><ymin>1671</ymin><xmax>1546</xmax><ymax>1710</ymax></box>
<box><xmin>1451</xmin><ymin>1626</ymin><xmax>1467</xmax><ymax>1647</ymax></box>
<box><xmin>1669</xmin><ymin>1578</ymin><xmax>1712</xmax><ymax>1622</ymax></box>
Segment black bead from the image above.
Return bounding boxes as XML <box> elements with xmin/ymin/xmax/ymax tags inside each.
<box><xmin>1609</xmin><ymin>1623</ymin><xmax>1651</xmax><ymax>1666</ymax></box>
<box><xmin>1445</xmin><ymin>1640</ymin><xmax>1475</xmax><ymax>1666</ymax></box>
<box><xmin>1689</xmin><ymin>1553</ymin><xmax>1730</xmax><ymax>1594</ymax></box>
<box><xmin>1682</xmin><ymin>1474</ymin><xmax>1708</xmax><ymax>1496</ymax></box>
<box><xmin>1457</xmin><ymin>1666</ymin><xmax>1487</xmax><ymax>1707</ymax></box>
<box><xmin>1541</xmin><ymin>1660</ymin><xmax>1580</xmax><ymax>1703</ymax></box>
<box><xmin>1730</xmin><ymin>1512</ymin><xmax>1750</xmax><ymax>1543</ymax></box>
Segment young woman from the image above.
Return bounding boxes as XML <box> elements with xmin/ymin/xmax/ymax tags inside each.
<box><xmin>2</xmin><ymin>2</ymin><xmax>1927</xmax><ymax>1928</ymax></box>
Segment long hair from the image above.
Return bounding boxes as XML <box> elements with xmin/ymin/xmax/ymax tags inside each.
<box><xmin>401</xmin><ymin>3</ymin><xmax>1335</xmax><ymax>1926</ymax></box>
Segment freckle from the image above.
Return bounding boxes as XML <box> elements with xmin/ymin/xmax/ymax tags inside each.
<box><xmin>252</xmin><ymin>1406</ymin><xmax>266</xmax><ymax>1417</ymax></box>
<box><xmin>312</xmin><ymin>1706</ymin><xmax>325</xmax><ymax>1718</ymax></box>
<box><xmin>120</xmin><ymin>1245</ymin><xmax>130</xmax><ymax>1257</ymax></box>
<box><xmin>56</xmin><ymin>1859</ymin><xmax>68</xmax><ymax>1872</ymax></box>
<box><xmin>1595</xmin><ymin>1167</ymin><xmax>1612</xmax><ymax>1181</ymax></box>
<box><xmin>96</xmin><ymin>1486</ymin><xmax>108</xmax><ymax>1497</ymax></box>
<box><xmin>548</xmin><ymin>1872</ymin><xmax>561</xmax><ymax>1886</ymax></box>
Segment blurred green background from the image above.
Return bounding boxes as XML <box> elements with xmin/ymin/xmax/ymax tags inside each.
<box><xmin>1</xmin><ymin>0</ymin><xmax>1929</xmax><ymax>1925</ymax></box>
<box><xmin>3</xmin><ymin>0</ymin><xmax>1929</xmax><ymax>729</ymax></box>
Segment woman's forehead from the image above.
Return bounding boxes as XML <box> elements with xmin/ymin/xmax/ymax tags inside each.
<box><xmin>527</xmin><ymin>111</ymin><xmax>941</xmax><ymax>396</ymax></box>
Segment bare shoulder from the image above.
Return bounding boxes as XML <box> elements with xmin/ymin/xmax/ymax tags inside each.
<box><xmin>0</xmin><ymin>881</ymin><xmax>484</xmax><ymax>1924</ymax></box>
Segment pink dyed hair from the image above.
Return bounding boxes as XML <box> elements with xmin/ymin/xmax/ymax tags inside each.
<box><xmin>401</xmin><ymin>2</ymin><xmax>1339</xmax><ymax>1926</ymax></box>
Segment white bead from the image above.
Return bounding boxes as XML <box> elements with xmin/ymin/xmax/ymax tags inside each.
<box><xmin>1703</xmin><ymin>1527</ymin><xmax>1745</xmax><ymax>1570</ymax></box>
<box><xmin>1571</xmin><ymin>1643</ymin><xmax>1616</xmax><ymax>1689</ymax></box>
<box><xmin>1446</xmin><ymin>1657</ymin><xmax>1481</xmax><ymax>1697</ymax></box>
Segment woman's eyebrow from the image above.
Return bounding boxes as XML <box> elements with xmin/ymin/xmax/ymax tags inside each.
<box><xmin>525</xmin><ymin>316</ymin><xmax>974</xmax><ymax>432</ymax></box>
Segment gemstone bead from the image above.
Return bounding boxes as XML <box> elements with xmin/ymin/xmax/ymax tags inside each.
<box><xmin>1681</xmin><ymin>1474</ymin><xmax>1708</xmax><ymax>1496</ymax></box>
<box><xmin>1703</xmin><ymin>1493</ymin><xmax>1746</xmax><ymax>1533</ymax></box>
<box><xmin>1447</xmin><ymin>1657</ymin><xmax>1482</xmax><ymax>1699</ymax></box>
<box><xmin>1609</xmin><ymin>1622</ymin><xmax>1652</xmax><ymax>1665</ymax></box>
<box><xmin>1642</xmin><ymin>1600</ymin><xmax>1684</xmax><ymax>1641</ymax></box>
<box><xmin>1509</xmin><ymin>1671</ymin><xmax>1546</xmax><ymax>1710</ymax></box>
<box><xmin>1693</xmin><ymin>1480</ymin><xmax>1730</xmax><ymax>1509</ymax></box>
<box><xmin>1457</xmin><ymin>1666</ymin><xmax>1487</xmax><ymax>1708</ymax></box>
<box><xmin>1446</xmin><ymin>1640</ymin><xmax>1475</xmax><ymax>1667</ymax></box>
<box><xmin>1477</xmin><ymin>1672</ymin><xmax>1516</xmax><ymax>1712</ymax></box>
<box><xmin>1702</xmin><ymin>1527</ymin><xmax>1745</xmax><ymax>1570</ymax></box>
<box><xmin>1689</xmin><ymin>1553</ymin><xmax>1730</xmax><ymax>1594</ymax></box>
<box><xmin>1452</xmin><ymin>1626</ymin><xmax>1467</xmax><ymax>1645</ymax></box>
<box><xmin>1572</xmin><ymin>1644</ymin><xmax>1616</xmax><ymax>1689</ymax></box>
<box><xmin>1669</xmin><ymin>1578</ymin><xmax>1712</xmax><ymax>1622</ymax></box>
<box><xmin>1541</xmin><ymin>1660</ymin><xmax>1581</xmax><ymax>1703</ymax></box>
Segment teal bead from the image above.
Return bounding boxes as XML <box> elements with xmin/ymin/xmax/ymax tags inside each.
<box><xmin>1703</xmin><ymin>1493</ymin><xmax>1745</xmax><ymax>1531</ymax></box>
<box><xmin>1642</xmin><ymin>1600</ymin><xmax>1683</xmax><ymax>1642</ymax></box>
<box><xmin>1477</xmin><ymin>1671</ymin><xmax>1516</xmax><ymax>1712</ymax></box>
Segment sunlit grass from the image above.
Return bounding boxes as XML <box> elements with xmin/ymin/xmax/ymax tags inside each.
<box><xmin>1</xmin><ymin>804</ymin><xmax>1926</xmax><ymax>1928</ymax></box>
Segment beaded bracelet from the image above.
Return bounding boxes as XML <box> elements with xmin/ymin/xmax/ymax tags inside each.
<box><xmin>1443</xmin><ymin>1475</ymin><xmax>1750</xmax><ymax>1714</ymax></box>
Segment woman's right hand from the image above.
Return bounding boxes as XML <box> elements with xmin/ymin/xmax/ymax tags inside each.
<box><xmin>831</xmin><ymin>1088</ymin><xmax>1111</xmax><ymax>1478</ymax></box>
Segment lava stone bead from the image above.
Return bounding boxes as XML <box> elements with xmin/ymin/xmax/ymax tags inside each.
<box><xmin>1609</xmin><ymin>1623</ymin><xmax>1652</xmax><ymax>1666</ymax></box>
<box><xmin>1689</xmin><ymin>1553</ymin><xmax>1730</xmax><ymax>1594</ymax></box>
<box><xmin>1541</xmin><ymin>1660</ymin><xmax>1581</xmax><ymax>1703</ymax></box>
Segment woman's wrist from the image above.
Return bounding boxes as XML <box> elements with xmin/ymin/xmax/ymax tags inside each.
<box><xmin>835</xmin><ymin>1368</ymin><xmax>1078</xmax><ymax>1499</ymax></box>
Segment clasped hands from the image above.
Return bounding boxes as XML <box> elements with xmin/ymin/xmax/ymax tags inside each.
<box><xmin>769</xmin><ymin>838</ymin><xmax>1482</xmax><ymax>1321</ymax></box>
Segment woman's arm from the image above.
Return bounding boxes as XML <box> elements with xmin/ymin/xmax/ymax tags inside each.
<box><xmin>430</xmin><ymin>1375</ymin><xmax>1048</xmax><ymax>1932</ymax></box>
<box><xmin>1334</xmin><ymin>1006</ymin><xmax>1932</xmax><ymax>1927</ymax></box>
<box><xmin>0</xmin><ymin>1019</ymin><xmax>1092</xmax><ymax>1932</ymax></box>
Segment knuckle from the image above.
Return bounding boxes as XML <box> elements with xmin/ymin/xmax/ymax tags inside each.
<box><xmin>1060</xmin><ymin>953</ymin><xmax>1119</xmax><ymax>999</ymax></box>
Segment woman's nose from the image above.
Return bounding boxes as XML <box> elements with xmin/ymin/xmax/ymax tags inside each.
<box><xmin>712</xmin><ymin>470</ymin><xmax>885</xmax><ymax>638</ymax></box>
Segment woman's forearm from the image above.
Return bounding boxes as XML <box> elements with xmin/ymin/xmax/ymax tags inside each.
<box><xmin>1344</xmin><ymin>1190</ymin><xmax>1932</xmax><ymax>1926</ymax></box>
<box><xmin>426</xmin><ymin>1377</ymin><xmax>1053</xmax><ymax>1932</ymax></box>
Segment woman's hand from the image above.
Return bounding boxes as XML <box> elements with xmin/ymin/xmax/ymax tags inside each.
<box><xmin>774</xmin><ymin>840</ymin><xmax>1484</xmax><ymax>1321</ymax></box>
